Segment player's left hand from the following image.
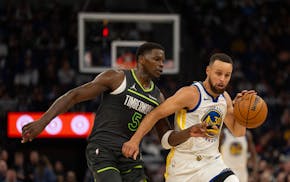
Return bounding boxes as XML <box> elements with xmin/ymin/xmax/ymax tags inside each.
<box><xmin>122</xmin><ymin>140</ymin><xmax>139</xmax><ymax>160</ymax></box>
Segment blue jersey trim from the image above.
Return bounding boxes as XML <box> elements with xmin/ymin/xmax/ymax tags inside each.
<box><xmin>187</xmin><ymin>84</ymin><xmax>201</xmax><ymax>113</ymax></box>
<box><xmin>199</xmin><ymin>82</ymin><xmax>220</xmax><ymax>102</ymax></box>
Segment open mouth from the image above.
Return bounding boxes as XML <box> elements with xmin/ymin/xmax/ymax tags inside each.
<box><xmin>156</xmin><ymin>69</ymin><xmax>163</xmax><ymax>74</ymax></box>
<box><xmin>217</xmin><ymin>84</ymin><xmax>224</xmax><ymax>89</ymax></box>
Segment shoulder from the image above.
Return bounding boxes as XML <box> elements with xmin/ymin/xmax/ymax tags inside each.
<box><xmin>173</xmin><ymin>85</ymin><xmax>200</xmax><ymax>110</ymax></box>
<box><xmin>92</xmin><ymin>69</ymin><xmax>126</xmax><ymax>91</ymax></box>
<box><xmin>223</xmin><ymin>91</ymin><xmax>231</xmax><ymax>100</ymax></box>
<box><xmin>96</xmin><ymin>69</ymin><xmax>125</xmax><ymax>79</ymax></box>
<box><xmin>222</xmin><ymin>91</ymin><xmax>233</xmax><ymax>105</ymax></box>
<box><xmin>159</xmin><ymin>92</ymin><xmax>165</xmax><ymax>102</ymax></box>
<box><xmin>93</xmin><ymin>69</ymin><xmax>125</xmax><ymax>82</ymax></box>
<box><xmin>177</xmin><ymin>85</ymin><xmax>199</xmax><ymax>95</ymax></box>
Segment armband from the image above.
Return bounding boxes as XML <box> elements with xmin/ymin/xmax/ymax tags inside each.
<box><xmin>161</xmin><ymin>130</ymin><xmax>174</xmax><ymax>149</ymax></box>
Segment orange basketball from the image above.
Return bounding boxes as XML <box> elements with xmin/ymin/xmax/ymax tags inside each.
<box><xmin>233</xmin><ymin>94</ymin><xmax>268</xmax><ymax>128</ymax></box>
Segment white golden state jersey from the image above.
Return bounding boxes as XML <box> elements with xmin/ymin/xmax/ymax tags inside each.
<box><xmin>221</xmin><ymin>128</ymin><xmax>248</xmax><ymax>170</ymax></box>
<box><xmin>173</xmin><ymin>81</ymin><xmax>227</xmax><ymax>157</ymax></box>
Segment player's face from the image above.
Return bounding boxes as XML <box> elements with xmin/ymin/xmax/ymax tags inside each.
<box><xmin>142</xmin><ymin>49</ymin><xmax>165</xmax><ymax>78</ymax></box>
<box><xmin>207</xmin><ymin>60</ymin><xmax>232</xmax><ymax>94</ymax></box>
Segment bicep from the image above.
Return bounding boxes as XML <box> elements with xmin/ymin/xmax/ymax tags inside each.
<box><xmin>223</xmin><ymin>92</ymin><xmax>235</xmax><ymax>130</ymax></box>
<box><xmin>69</xmin><ymin>70</ymin><xmax>124</xmax><ymax>103</ymax></box>
<box><xmin>152</xmin><ymin>87</ymin><xmax>197</xmax><ymax>120</ymax></box>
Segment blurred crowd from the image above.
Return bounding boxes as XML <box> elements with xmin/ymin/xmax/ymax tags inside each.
<box><xmin>0</xmin><ymin>0</ymin><xmax>289</xmax><ymax>182</ymax></box>
<box><xmin>0</xmin><ymin>149</ymin><xmax>93</xmax><ymax>182</ymax></box>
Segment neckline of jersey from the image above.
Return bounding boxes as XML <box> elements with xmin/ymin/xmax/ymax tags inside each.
<box><xmin>131</xmin><ymin>69</ymin><xmax>154</xmax><ymax>92</ymax></box>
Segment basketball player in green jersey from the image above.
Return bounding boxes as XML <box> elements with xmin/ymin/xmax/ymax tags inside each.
<box><xmin>21</xmin><ymin>42</ymin><xmax>177</xmax><ymax>182</ymax></box>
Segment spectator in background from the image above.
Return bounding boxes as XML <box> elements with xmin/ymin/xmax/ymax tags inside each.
<box><xmin>34</xmin><ymin>155</ymin><xmax>56</xmax><ymax>182</ymax></box>
<box><xmin>5</xmin><ymin>169</ymin><xmax>18</xmax><ymax>182</ymax></box>
<box><xmin>276</xmin><ymin>171</ymin><xmax>287</xmax><ymax>182</ymax></box>
<box><xmin>43</xmin><ymin>55</ymin><xmax>59</xmax><ymax>88</ymax></box>
<box><xmin>65</xmin><ymin>171</ymin><xmax>77</xmax><ymax>182</ymax></box>
<box><xmin>12</xmin><ymin>152</ymin><xmax>25</xmax><ymax>182</ymax></box>
<box><xmin>29</xmin><ymin>87</ymin><xmax>47</xmax><ymax>111</ymax></box>
<box><xmin>0</xmin><ymin>150</ymin><xmax>8</xmax><ymax>162</ymax></box>
<box><xmin>26</xmin><ymin>150</ymin><xmax>39</xmax><ymax>182</ymax></box>
<box><xmin>57</xmin><ymin>58</ymin><xmax>75</xmax><ymax>90</ymax></box>
<box><xmin>53</xmin><ymin>160</ymin><xmax>65</xmax><ymax>182</ymax></box>
<box><xmin>14</xmin><ymin>1</ymin><xmax>32</xmax><ymax>20</ymax></box>
<box><xmin>258</xmin><ymin>159</ymin><xmax>274</xmax><ymax>181</ymax></box>
<box><xmin>0</xmin><ymin>36</ymin><xmax>8</xmax><ymax>59</ymax></box>
<box><xmin>14</xmin><ymin>53</ymin><xmax>39</xmax><ymax>86</ymax></box>
<box><xmin>35</xmin><ymin>29</ymin><xmax>50</xmax><ymax>50</ymax></box>
<box><xmin>0</xmin><ymin>160</ymin><xmax>8</xmax><ymax>182</ymax></box>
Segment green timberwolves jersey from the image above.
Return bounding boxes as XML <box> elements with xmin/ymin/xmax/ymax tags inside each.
<box><xmin>88</xmin><ymin>69</ymin><xmax>162</xmax><ymax>148</ymax></box>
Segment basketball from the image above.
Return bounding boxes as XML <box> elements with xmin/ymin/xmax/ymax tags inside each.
<box><xmin>233</xmin><ymin>94</ymin><xmax>268</xmax><ymax>128</ymax></box>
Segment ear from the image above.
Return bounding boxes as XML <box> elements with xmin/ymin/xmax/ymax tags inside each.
<box><xmin>139</xmin><ymin>55</ymin><xmax>145</xmax><ymax>64</ymax></box>
<box><xmin>206</xmin><ymin>66</ymin><xmax>210</xmax><ymax>75</ymax></box>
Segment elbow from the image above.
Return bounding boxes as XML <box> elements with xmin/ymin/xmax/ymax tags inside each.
<box><xmin>65</xmin><ymin>89</ymin><xmax>79</xmax><ymax>105</ymax></box>
<box><xmin>54</xmin><ymin>90</ymin><xmax>78</xmax><ymax>112</ymax></box>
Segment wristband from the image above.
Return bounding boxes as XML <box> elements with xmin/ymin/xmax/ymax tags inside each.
<box><xmin>161</xmin><ymin>130</ymin><xmax>174</xmax><ymax>149</ymax></box>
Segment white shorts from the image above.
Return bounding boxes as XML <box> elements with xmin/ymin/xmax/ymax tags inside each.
<box><xmin>165</xmin><ymin>150</ymin><xmax>238</xmax><ymax>182</ymax></box>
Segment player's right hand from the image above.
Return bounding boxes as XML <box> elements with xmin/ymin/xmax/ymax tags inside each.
<box><xmin>188</xmin><ymin>123</ymin><xmax>207</xmax><ymax>137</ymax></box>
<box><xmin>122</xmin><ymin>140</ymin><xmax>139</xmax><ymax>160</ymax></box>
<box><xmin>21</xmin><ymin>120</ymin><xmax>46</xmax><ymax>143</ymax></box>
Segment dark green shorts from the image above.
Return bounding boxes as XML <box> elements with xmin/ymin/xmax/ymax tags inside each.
<box><xmin>86</xmin><ymin>142</ymin><xmax>147</xmax><ymax>182</ymax></box>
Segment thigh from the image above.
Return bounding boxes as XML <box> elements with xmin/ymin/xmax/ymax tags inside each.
<box><xmin>194</xmin><ymin>156</ymin><xmax>236</xmax><ymax>182</ymax></box>
<box><xmin>92</xmin><ymin>169</ymin><xmax>122</xmax><ymax>182</ymax></box>
<box><xmin>86</xmin><ymin>143</ymin><xmax>121</xmax><ymax>181</ymax></box>
<box><xmin>205</xmin><ymin>157</ymin><xmax>237</xmax><ymax>182</ymax></box>
<box><xmin>118</xmin><ymin>155</ymin><xmax>147</xmax><ymax>182</ymax></box>
<box><xmin>121</xmin><ymin>167</ymin><xmax>147</xmax><ymax>182</ymax></box>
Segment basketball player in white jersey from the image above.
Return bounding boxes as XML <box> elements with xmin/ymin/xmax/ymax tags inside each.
<box><xmin>220</xmin><ymin>128</ymin><xmax>258</xmax><ymax>182</ymax></box>
<box><xmin>122</xmin><ymin>53</ymin><xmax>257</xmax><ymax>181</ymax></box>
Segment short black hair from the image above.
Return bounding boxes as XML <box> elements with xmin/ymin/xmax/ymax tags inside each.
<box><xmin>136</xmin><ymin>42</ymin><xmax>165</xmax><ymax>61</ymax></box>
<box><xmin>209</xmin><ymin>53</ymin><xmax>233</xmax><ymax>65</ymax></box>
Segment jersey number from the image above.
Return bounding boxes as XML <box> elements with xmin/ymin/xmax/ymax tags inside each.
<box><xmin>128</xmin><ymin>112</ymin><xmax>143</xmax><ymax>131</ymax></box>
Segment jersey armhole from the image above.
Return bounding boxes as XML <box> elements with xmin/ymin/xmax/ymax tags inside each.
<box><xmin>110</xmin><ymin>76</ymin><xmax>126</xmax><ymax>95</ymax></box>
<box><xmin>187</xmin><ymin>85</ymin><xmax>201</xmax><ymax>113</ymax></box>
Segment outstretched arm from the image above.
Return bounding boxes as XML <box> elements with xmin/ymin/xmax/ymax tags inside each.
<box><xmin>122</xmin><ymin>86</ymin><xmax>206</xmax><ymax>159</ymax></box>
<box><xmin>21</xmin><ymin>70</ymin><xmax>124</xmax><ymax>143</ymax></box>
